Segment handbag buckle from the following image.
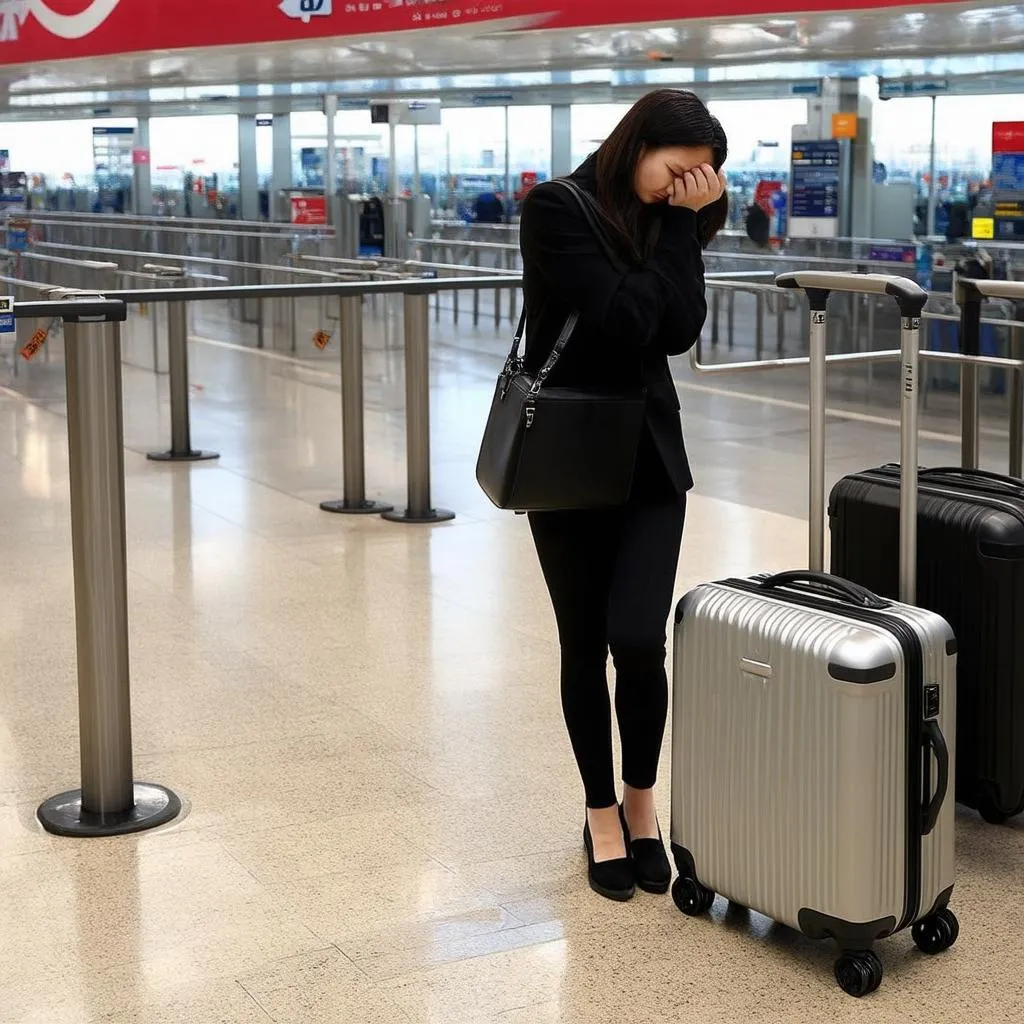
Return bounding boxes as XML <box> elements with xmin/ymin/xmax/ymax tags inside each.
<box><xmin>525</xmin><ymin>406</ymin><xmax>535</xmax><ymax>429</ymax></box>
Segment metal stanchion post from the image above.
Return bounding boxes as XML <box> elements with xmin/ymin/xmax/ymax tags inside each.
<box><xmin>726</xmin><ymin>290</ymin><xmax>735</xmax><ymax>350</ymax></box>
<box><xmin>866</xmin><ymin>296</ymin><xmax>877</xmax><ymax>389</ymax></box>
<box><xmin>1011</xmin><ymin>325</ymin><xmax>1023</xmax><ymax>478</ymax></box>
<box><xmin>507</xmin><ymin>249</ymin><xmax>516</xmax><ymax>325</ymax></box>
<box><xmin>147</xmin><ymin>300</ymin><xmax>219</xmax><ymax>462</ymax></box>
<box><xmin>37</xmin><ymin>296</ymin><xmax>181</xmax><ymax>837</ymax></box>
<box><xmin>755</xmin><ymin>289</ymin><xmax>765</xmax><ymax>360</ymax></box>
<box><xmin>711</xmin><ymin>289</ymin><xmax>720</xmax><ymax>346</ymax></box>
<box><xmin>321</xmin><ymin>295</ymin><xmax>393</xmax><ymax>515</ymax></box>
<box><xmin>382</xmin><ymin>289</ymin><xmax>455</xmax><ymax>524</ymax></box>
<box><xmin>473</xmin><ymin>250</ymin><xmax>481</xmax><ymax>327</ymax></box>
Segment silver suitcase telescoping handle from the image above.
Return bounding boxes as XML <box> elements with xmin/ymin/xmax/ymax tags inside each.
<box><xmin>775</xmin><ymin>271</ymin><xmax>929</xmax><ymax>605</ymax></box>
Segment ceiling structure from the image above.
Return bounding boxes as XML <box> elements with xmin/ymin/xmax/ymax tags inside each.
<box><xmin>0</xmin><ymin>1</ymin><xmax>1021</xmax><ymax>117</ymax></box>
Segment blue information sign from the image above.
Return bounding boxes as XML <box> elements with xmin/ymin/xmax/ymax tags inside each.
<box><xmin>993</xmin><ymin>152</ymin><xmax>1024</xmax><ymax>240</ymax></box>
<box><xmin>790</xmin><ymin>140</ymin><xmax>842</xmax><ymax>219</ymax></box>
<box><xmin>993</xmin><ymin>153</ymin><xmax>1024</xmax><ymax>192</ymax></box>
<box><xmin>869</xmin><ymin>244</ymin><xmax>917</xmax><ymax>264</ymax></box>
<box><xmin>0</xmin><ymin>296</ymin><xmax>14</xmax><ymax>335</ymax></box>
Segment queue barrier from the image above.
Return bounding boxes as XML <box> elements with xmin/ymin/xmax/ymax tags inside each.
<box><xmin>96</xmin><ymin>274</ymin><xmax>527</xmax><ymax>525</ymax></box>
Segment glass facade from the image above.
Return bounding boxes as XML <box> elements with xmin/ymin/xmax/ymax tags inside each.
<box><xmin>0</xmin><ymin>87</ymin><xmax>1020</xmax><ymax>230</ymax></box>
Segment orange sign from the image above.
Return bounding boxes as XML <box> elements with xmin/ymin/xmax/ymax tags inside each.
<box><xmin>831</xmin><ymin>113</ymin><xmax>858</xmax><ymax>140</ymax></box>
<box><xmin>20</xmin><ymin>327</ymin><xmax>49</xmax><ymax>361</ymax></box>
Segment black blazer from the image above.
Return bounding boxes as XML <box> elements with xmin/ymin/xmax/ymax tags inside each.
<box><xmin>518</xmin><ymin>156</ymin><xmax>708</xmax><ymax>497</ymax></box>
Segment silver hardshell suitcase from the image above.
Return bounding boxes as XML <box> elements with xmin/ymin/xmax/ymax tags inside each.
<box><xmin>670</xmin><ymin>272</ymin><xmax>959</xmax><ymax>997</ymax></box>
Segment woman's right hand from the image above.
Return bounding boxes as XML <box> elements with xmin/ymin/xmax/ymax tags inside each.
<box><xmin>668</xmin><ymin>164</ymin><xmax>727</xmax><ymax>213</ymax></box>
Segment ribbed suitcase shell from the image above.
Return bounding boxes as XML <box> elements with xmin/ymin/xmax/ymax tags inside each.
<box><xmin>670</xmin><ymin>580</ymin><xmax>956</xmax><ymax>947</ymax></box>
<box><xmin>830</xmin><ymin>466</ymin><xmax>1024</xmax><ymax>822</ymax></box>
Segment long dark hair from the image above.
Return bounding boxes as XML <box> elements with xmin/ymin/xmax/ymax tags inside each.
<box><xmin>592</xmin><ymin>89</ymin><xmax>729</xmax><ymax>261</ymax></box>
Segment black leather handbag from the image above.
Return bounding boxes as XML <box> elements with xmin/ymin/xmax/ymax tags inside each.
<box><xmin>475</xmin><ymin>180</ymin><xmax>647</xmax><ymax>512</ymax></box>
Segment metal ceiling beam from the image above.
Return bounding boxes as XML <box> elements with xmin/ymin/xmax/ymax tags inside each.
<box><xmin>4</xmin><ymin>68</ymin><xmax>1024</xmax><ymax>123</ymax></box>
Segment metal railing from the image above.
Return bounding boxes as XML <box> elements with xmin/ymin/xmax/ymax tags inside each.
<box><xmin>20</xmin><ymin>239</ymin><xmax>355</xmax><ymax>353</ymax></box>
<box><xmin>26</xmin><ymin>209</ymin><xmax>333</xmax><ymax>235</ymax></box>
<box><xmin>93</xmin><ymin>273</ymin><xmax>525</xmax><ymax>523</ymax></box>
<box><xmin>690</xmin><ymin>277</ymin><xmax>1024</xmax><ymax>477</ymax></box>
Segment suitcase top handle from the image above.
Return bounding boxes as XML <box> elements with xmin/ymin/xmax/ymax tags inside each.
<box><xmin>758</xmin><ymin>571</ymin><xmax>891</xmax><ymax>610</ymax></box>
<box><xmin>775</xmin><ymin>271</ymin><xmax>928</xmax><ymax>319</ymax></box>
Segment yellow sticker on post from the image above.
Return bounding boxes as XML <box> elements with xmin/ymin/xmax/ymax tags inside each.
<box><xmin>972</xmin><ymin>217</ymin><xmax>995</xmax><ymax>240</ymax></box>
<box><xmin>0</xmin><ymin>296</ymin><xmax>14</xmax><ymax>336</ymax></box>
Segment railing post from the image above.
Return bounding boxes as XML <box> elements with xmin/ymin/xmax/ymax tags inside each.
<box><xmin>382</xmin><ymin>288</ymin><xmax>455</xmax><ymax>524</ymax></box>
<box><xmin>960</xmin><ymin>289</ymin><xmax>982</xmax><ymax>471</ymax></box>
<box><xmin>146</xmin><ymin>299</ymin><xmax>219</xmax><ymax>462</ymax></box>
<box><xmin>755</xmin><ymin>289</ymin><xmax>765</xmax><ymax>360</ymax></box>
<box><xmin>321</xmin><ymin>294</ymin><xmax>393</xmax><ymax>515</ymax></box>
<box><xmin>37</xmin><ymin>295</ymin><xmax>181</xmax><ymax>837</ymax></box>
<box><xmin>1011</xmin><ymin>325</ymin><xmax>1023</xmax><ymax>478</ymax></box>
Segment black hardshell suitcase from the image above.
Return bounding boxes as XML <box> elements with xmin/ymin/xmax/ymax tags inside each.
<box><xmin>830</xmin><ymin>276</ymin><xmax>1024</xmax><ymax>824</ymax></box>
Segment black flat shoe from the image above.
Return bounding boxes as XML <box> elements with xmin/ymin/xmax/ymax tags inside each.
<box><xmin>619</xmin><ymin>804</ymin><xmax>671</xmax><ymax>894</ymax></box>
<box><xmin>583</xmin><ymin>819</ymin><xmax>635</xmax><ymax>902</ymax></box>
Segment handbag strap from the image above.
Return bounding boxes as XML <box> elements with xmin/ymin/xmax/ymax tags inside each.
<box><xmin>550</xmin><ymin>178</ymin><xmax>626</xmax><ymax>273</ymax></box>
<box><xmin>503</xmin><ymin>177</ymin><xmax>615</xmax><ymax>385</ymax></box>
<box><xmin>528</xmin><ymin>311</ymin><xmax>580</xmax><ymax>398</ymax></box>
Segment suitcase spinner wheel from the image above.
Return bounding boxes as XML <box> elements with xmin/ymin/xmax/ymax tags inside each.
<box><xmin>833</xmin><ymin>950</ymin><xmax>884</xmax><ymax>998</ymax></box>
<box><xmin>912</xmin><ymin>909</ymin><xmax>960</xmax><ymax>955</ymax></box>
<box><xmin>670</xmin><ymin>874</ymin><xmax>715</xmax><ymax>917</ymax></box>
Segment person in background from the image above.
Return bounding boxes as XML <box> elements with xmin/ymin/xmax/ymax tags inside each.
<box><xmin>518</xmin><ymin>89</ymin><xmax>728</xmax><ymax>902</ymax></box>
<box><xmin>473</xmin><ymin>189</ymin><xmax>506</xmax><ymax>224</ymax></box>
<box><xmin>745</xmin><ymin>201</ymin><xmax>771</xmax><ymax>247</ymax></box>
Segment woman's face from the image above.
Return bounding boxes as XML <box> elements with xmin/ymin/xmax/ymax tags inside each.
<box><xmin>634</xmin><ymin>144</ymin><xmax>716</xmax><ymax>204</ymax></box>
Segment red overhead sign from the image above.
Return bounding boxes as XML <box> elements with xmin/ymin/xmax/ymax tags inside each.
<box><xmin>993</xmin><ymin>122</ymin><xmax>1024</xmax><ymax>154</ymax></box>
<box><xmin>290</xmin><ymin>194</ymin><xmax>328</xmax><ymax>225</ymax></box>
<box><xmin>0</xmin><ymin>0</ymin><xmax>968</xmax><ymax>66</ymax></box>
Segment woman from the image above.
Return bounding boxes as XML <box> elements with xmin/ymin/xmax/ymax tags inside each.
<box><xmin>519</xmin><ymin>90</ymin><xmax>728</xmax><ymax>902</ymax></box>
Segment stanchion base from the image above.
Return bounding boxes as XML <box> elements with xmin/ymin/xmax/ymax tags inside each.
<box><xmin>37</xmin><ymin>783</ymin><xmax>182</xmax><ymax>838</ymax></box>
<box><xmin>147</xmin><ymin>450</ymin><xmax>220</xmax><ymax>462</ymax></box>
<box><xmin>381</xmin><ymin>507</ymin><xmax>456</xmax><ymax>525</ymax></box>
<box><xmin>320</xmin><ymin>498</ymin><xmax>394</xmax><ymax>515</ymax></box>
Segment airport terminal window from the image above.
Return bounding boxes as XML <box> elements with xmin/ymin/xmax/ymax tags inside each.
<box><xmin>0</xmin><ymin>117</ymin><xmax>136</xmax><ymax>192</ymax></box>
<box><xmin>290</xmin><ymin>109</ymin><xmax>389</xmax><ymax>193</ymax></box>
<box><xmin>0</xmin><ymin>117</ymin><xmax>138</xmax><ymax>212</ymax></box>
<box><xmin>149</xmin><ymin>114</ymin><xmax>240</xmax><ymax>217</ymax></box>
<box><xmin>872</xmin><ymin>92</ymin><xmax>1024</xmax><ymax>233</ymax></box>
<box><xmin>569</xmin><ymin>103</ymin><xmax>631</xmax><ymax>167</ymax></box>
<box><xmin>508</xmin><ymin>104</ymin><xmax>552</xmax><ymax>189</ymax></box>
<box><xmin>709</xmin><ymin>98</ymin><xmax>808</xmax><ymax>228</ymax></box>
<box><xmin>431</xmin><ymin>106</ymin><xmax>545</xmax><ymax>217</ymax></box>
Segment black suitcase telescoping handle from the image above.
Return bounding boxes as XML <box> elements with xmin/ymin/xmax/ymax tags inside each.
<box><xmin>774</xmin><ymin>271</ymin><xmax>928</xmax><ymax>606</ymax></box>
<box><xmin>758</xmin><ymin>570</ymin><xmax>890</xmax><ymax>609</ymax></box>
<box><xmin>922</xmin><ymin>719</ymin><xmax>950</xmax><ymax>836</ymax></box>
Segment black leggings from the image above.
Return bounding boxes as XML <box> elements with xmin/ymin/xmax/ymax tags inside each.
<box><xmin>528</xmin><ymin>494</ymin><xmax>686</xmax><ymax>809</ymax></box>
